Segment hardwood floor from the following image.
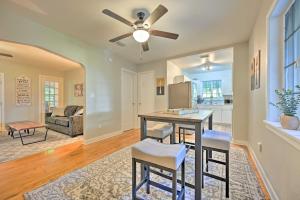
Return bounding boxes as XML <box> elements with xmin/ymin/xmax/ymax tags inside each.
<box><xmin>0</xmin><ymin>130</ymin><xmax>140</xmax><ymax>200</ymax></box>
<box><xmin>0</xmin><ymin>128</ymin><xmax>269</xmax><ymax>200</ymax></box>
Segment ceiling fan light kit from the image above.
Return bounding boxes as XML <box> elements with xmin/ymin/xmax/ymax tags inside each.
<box><xmin>102</xmin><ymin>4</ymin><xmax>179</xmax><ymax>52</ymax></box>
<box><xmin>133</xmin><ymin>29</ymin><xmax>149</xmax><ymax>43</ymax></box>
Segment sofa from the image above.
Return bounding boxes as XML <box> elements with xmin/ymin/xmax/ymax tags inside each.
<box><xmin>45</xmin><ymin>105</ymin><xmax>83</xmax><ymax>137</ymax></box>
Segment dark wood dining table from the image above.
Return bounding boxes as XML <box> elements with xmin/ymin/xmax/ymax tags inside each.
<box><xmin>138</xmin><ymin>110</ymin><xmax>213</xmax><ymax>200</ymax></box>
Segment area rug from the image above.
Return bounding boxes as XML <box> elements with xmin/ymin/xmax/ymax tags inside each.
<box><xmin>24</xmin><ymin>145</ymin><xmax>266</xmax><ymax>200</ymax></box>
<box><xmin>0</xmin><ymin>129</ymin><xmax>82</xmax><ymax>163</ymax></box>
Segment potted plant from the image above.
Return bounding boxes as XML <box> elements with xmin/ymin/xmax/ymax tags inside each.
<box><xmin>271</xmin><ymin>86</ymin><xmax>300</xmax><ymax>130</ymax></box>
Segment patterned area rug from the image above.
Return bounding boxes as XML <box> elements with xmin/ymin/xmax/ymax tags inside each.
<box><xmin>24</xmin><ymin>145</ymin><xmax>266</xmax><ymax>200</ymax></box>
<box><xmin>0</xmin><ymin>129</ymin><xmax>82</xmax><ymax>163</ymax></box>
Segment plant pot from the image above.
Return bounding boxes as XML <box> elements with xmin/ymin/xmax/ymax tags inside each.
<box><xmin>280</xmin><ymin>114</ymin><xmax>300</xmax><ymax>130</ymax></box>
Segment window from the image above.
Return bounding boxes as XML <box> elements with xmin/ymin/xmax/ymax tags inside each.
<box><xmin>44</xmin><ymin>80</ymin><xmax>59</xmax><ymax>111</ymax></box>
<box><xmin>202</xmin><ymin>80</ymin><xmax>222</xmax><ymax>98</ymax></box>
<box><xmin>285</xmin><ymin>0</ymin><xmax>300</xmax><ymax>92</ymax></box>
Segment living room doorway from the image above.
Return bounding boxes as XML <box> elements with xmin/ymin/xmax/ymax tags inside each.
<box><xmin>0</xmin><ymin>40</ymin><xmax>85</xmax><ymax>163</ymax></box>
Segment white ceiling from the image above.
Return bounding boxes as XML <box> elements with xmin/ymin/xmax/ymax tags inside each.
<box><xmin>169</xmin><ymin>47</ymin><xmax>233</xmax><ymax>74</ymax></box>
<box><xmin>0</xmin><ymin>40</ymin><xmax>81</xmax><ymax>71</ymax></box>
<box><xmin>3</xmin><ymin>0</ymin><xmax>262</xmax><ymax>64</ymax></box>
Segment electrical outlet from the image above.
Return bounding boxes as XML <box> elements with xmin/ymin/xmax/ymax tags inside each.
<box><xmin>257</xmin><ymin>142</ymin><xmax>262</xmax><ymax>152</ymax></box>
<box><xmin>98</xmin><ymin>124</ymin><xmax>102</xmax><ymax>129</ymax></box>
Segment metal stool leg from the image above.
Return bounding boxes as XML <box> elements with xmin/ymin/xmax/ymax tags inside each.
<box><xmin>206</xmin><ymin>149</ymin><xmax>209</xmax><ymax>172</ymax></box>
<box><xmin>132</xmin><ymin>158</ymin><xmax>137</xmax><ymax>200</ymax></box>
<box><xmin>172</xmin><ymin>170</ymin><xmax>177</xmax><ymax>200</ymax></box>
<box><xmin>226</xmin><ymin>151</ymin><xmax>229</xmax><ymax>198</ymax></box>
<box><xmin>181</xmin><ymin>160</ymin><xmax>185</xmax><ymax>199</ymax></box>
<box><xmin>178</xmin><ymin>127</ymin><xmax>181</xmax><ymax>143</ymax></box>
<box><xmin>146</xmin><ymin>165</ymin><xmax>150</xmax><ymax>194</ymax></box>
<box><xmin>202</xmin><ymin>149</ymin><xmax>204</xmax><ymax>188</ymax></box>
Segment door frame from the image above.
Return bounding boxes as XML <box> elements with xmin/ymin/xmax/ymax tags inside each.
<box><xmin>137</xmin><ymin>70</ymin><xmax>155</xmax><ymax>113</ymax></box>
<box><xmin>0</xmin><ymin>73</ymin><xmax>4</xmax><ymax>131</ymax></box>
<box><xmin>121</xmin><ymin>68</ymin><xmax>138</xmax><ymax>131</ymax></box>
<box><xmin>39</xmin><ymin>75</ymin><xmax>64</xmax><ymax>123</ymax></box>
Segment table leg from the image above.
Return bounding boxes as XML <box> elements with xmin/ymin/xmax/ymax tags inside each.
<box><xmin>208</xmin><ymin>115</ymin><xmax>213</xmax><ymax>159</ymax></box>
<box><xmin>140</xmin><ymin>117</ymin><xmax>147</xmax><ymax>182</ymax></box>
<box><xmin>208</xmin><ymin>114</ymin><xmax>213</xmax><ymax>130</ymax></box>
<box><xmin>140</xmin><ymin>117</ymin><xmax>147</xmax><ymax>140</ymax></box>
<box><xmin>195</xmin><ymin>122</ymin><xmax>202</xmax><ymax>200</ymax></box>
<box><xmin>18</xmin><ymin>130</ymin><xmax>25</xmax><ymax>145</ymax></box>
<box><xmin>171</xmin><ymin>123</ymin><xmax>176</xmax><ymax>144</ymax></box>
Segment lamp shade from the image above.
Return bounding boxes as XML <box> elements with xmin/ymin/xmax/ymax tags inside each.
<box><xmin>133</xmin><ymin>29</ymin><xmax>150</xmax><ymax>43</ymax></box>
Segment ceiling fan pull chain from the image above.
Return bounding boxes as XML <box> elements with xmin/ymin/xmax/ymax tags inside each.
<box><xmin>139</xmin><ymin>45</ymin><xmax>143</xmax><ymax>60</ymax></box>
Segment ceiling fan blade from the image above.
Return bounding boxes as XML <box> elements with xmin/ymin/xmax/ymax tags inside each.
<box><xmin>151</xmin><ymin>30</ymin><xmax>179</xmax><ymax>40</ymax></box>
<box><xmin>0</xmin><ymin>52</ymin><xmax>13</xmax><ymax>58</ymax></box>
<box><xmin>143</xmin><ymin>4</ymin><xmax>168</xmax><ymax>26</ymax></box>
<box><xmin>103</xmin><ymin>9</ymin><xmax>133</xmax><ymax>27</ymax></box>
<box><xmin>142</xmin><ymin>42</ymin><xmax>149</xmax><ymax>52</ymax></box>
<box><xmin>109</xmin><ymin>33</ymin><xmax>132</xmax><ymax>43</ymax></box>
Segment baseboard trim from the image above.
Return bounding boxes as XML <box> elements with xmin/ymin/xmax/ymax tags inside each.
<box><xmin>232</xmin><ymin>139</ymin><xmax>249</xmax><ymax>146</ymax></box>
<box><xmin>248</xmin><ymin>145</ymin><xmax>279</xmax><ymax>200</ymax></box>
<box><xmin>84</xmin><ymin>130</ymin><xmax>123</xmax><ymax>145</ymax></box>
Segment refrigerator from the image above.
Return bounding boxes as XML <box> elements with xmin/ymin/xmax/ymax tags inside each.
<box><xmin>168</xmin><ymin>81</ymin><xmax>198</xmax><ymax>109</ymax></box>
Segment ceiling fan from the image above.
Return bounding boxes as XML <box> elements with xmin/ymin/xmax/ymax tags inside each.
<box><xmin>198</xmin><ymin>55</ymin><xmax>224</xmax><ymax>71</ymax></box>
<box><xmin>102</xmin><ymin>4</ymin><xmax>179</xmax><ymax>52</ymax></box>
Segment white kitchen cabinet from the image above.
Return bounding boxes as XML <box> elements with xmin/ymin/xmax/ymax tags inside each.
<box><xmin>197</xmin><ymin>104</ymin><xmax>232</xmax><ymax>124</ymax></box>
<box><xmin>222</xmin><ymin>110</ymin><xmax>232</xmax><ymax>124</ymax></box>
<box><xmin>213</xmin><ymin>109</ymin><xmax>222</xmax><ymax>123</ymax></box>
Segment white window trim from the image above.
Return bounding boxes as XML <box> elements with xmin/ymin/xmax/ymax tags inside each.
<box><xmin>265</xmin><ymin>0</ymin><xmax>300</xmax><ymax>145</ymax></box>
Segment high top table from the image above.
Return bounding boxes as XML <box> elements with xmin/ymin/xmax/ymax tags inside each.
<box><xmin>139</xmin><ymin>110</ymin><xmax>213</xmax><ymax>200</ymax></box>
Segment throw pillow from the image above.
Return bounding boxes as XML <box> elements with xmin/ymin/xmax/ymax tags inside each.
<box><xmin>74</xmin><ymin>108</ymin><xmax>84</xmax><ymax>116</ymax></box>
<box><xmin>51</xmin><ymin>107</ymin><xmax>65</xmax><ymax>117</ymax></box>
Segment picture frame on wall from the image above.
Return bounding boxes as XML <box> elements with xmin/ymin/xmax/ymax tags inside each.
<box><xmin>156</xmin><ymin>78</ymin><xmax>165</xmax><ymax>95</ymax></box>
<box><xmin>250</xmin><ymin>50</ymin><xmax>261</xmax><ymax>90</ymax></box>
<box><xmin>254</xmin><ymin>50</ymin><xmax>261</xmax><ymax>89</ymax></box>
<box><xmin>74</xmin><ymin>83</ymin><xmax>83</xmax><ymax>97</ymax></box>
<box><xmin>16</xmin><ymin>75</ymin><xmax>32</xmax><ymax>106</ymax></box>
<box><xmin>251</xmin><ymin>58</ymin><xmax>255</xmax><ymax>91</ymax></box>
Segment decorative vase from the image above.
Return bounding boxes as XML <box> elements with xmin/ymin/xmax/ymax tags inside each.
<box><xmin>280</xmin><ymin>114</ymin><xmax>300</xmax><ymax>130</ymax></box>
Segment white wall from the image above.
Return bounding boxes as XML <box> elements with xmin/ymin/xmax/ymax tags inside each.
<box><xmin>232</xmin><ymin>42</ymin><xmax>250</xmax><ymax>142</ymax></box>
<box><xmin>0</xmin><ymin>3</ymin><xmax>137</xmax><ymax>140</ymax></box>
<box><xmin>185</xmin><ymin>69</ymin><xmax>233</xmax><ymax>95</ymax></box>
<box><xmin>167</xmin><ymin>61</ymin><xmax>183</xmax><ymax>85</ymax></box>
<box><xmin>248</xmin><ymin>0</ymin><xmax>300</xmax><ymax>199</ymax></box>
<box><xmin>136</xmin><ymin>60</ymin><xmax>167</xmax><ymax>111</ymax></box>
<box><xmin>64</xmin><ymin>68</ymin><xmax>85</xmax><ymax>106</ymax></box>
<box><xmin>0</xmin><ymin>59</ymin><xmax>64</xmax><ymax>123</ymax></box>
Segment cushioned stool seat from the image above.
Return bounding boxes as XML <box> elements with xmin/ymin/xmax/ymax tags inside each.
<box><xmin>202</xmin><ymin>130</ymin><xmax>232</xmax><ymax>150</ymax></box>
<box><xmin>147</xmin><ymin>123</ymin><xmax>173</xmax><ymax>141</ymax></box>
<box><xmin>132</xmin><ymin>138</ymin><xmax>186</xmax><ymax>200</ymax></box>
<box><xmin>132</xmin><ymin>138</ymin><xmax>185</xmax><ymax>170</ymax></box>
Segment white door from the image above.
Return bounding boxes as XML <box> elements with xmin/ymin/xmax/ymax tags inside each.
<box><xmin>0</xmin><ymin>73</ymin><xmax>4</xmax><ymax>131</ymax></box>
<box><xmin>138</xmin><ymin>71</ymin><xmax>155</xmax><ymax>116</ymax></box>
<box><xmin>39</xmin><ymin>75</ymin><xmax>64</xmax><ymax>123</ymax></box>
<box><xmin>121</xmin><ymin>69</ymin><xmax>137</xmax><ymax>131</ymax></box>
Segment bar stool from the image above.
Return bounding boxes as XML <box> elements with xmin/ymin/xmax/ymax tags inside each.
<box><xmin>132</xmin><ymin>138</ymin><xmax>186</xmax><ymax>200</ymax></box>
<box><xmin>202</xmin><ymin>130</ymin><xmax>231</xmax><ymax>198</ymax></box>
<box><xmin>147</xmin><ymin>123</ymin><xmax>173</xmax><ymax>143</ymax></box>
<box><xmin>178</xmin><ymin>124</ymin><xmax>195</xmax><ymax>144</ymax></box>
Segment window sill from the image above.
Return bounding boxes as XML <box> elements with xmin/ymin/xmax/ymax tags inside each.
<box><xmin>264</xmin><ymin>120</ymin><xmax>300</xmax><ymax>151</ymax></box>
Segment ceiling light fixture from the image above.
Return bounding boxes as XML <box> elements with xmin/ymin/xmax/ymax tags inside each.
<box><xmin>133</xmin><ymin>29</ymin><xmax>150</xmax><ymax>43</ymax></box>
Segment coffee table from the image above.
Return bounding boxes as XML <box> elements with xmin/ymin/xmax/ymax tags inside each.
<box><xmin>7</xmin><ymin>121</ymin><xmax>48</xmax><ymax>145</ymax></box>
